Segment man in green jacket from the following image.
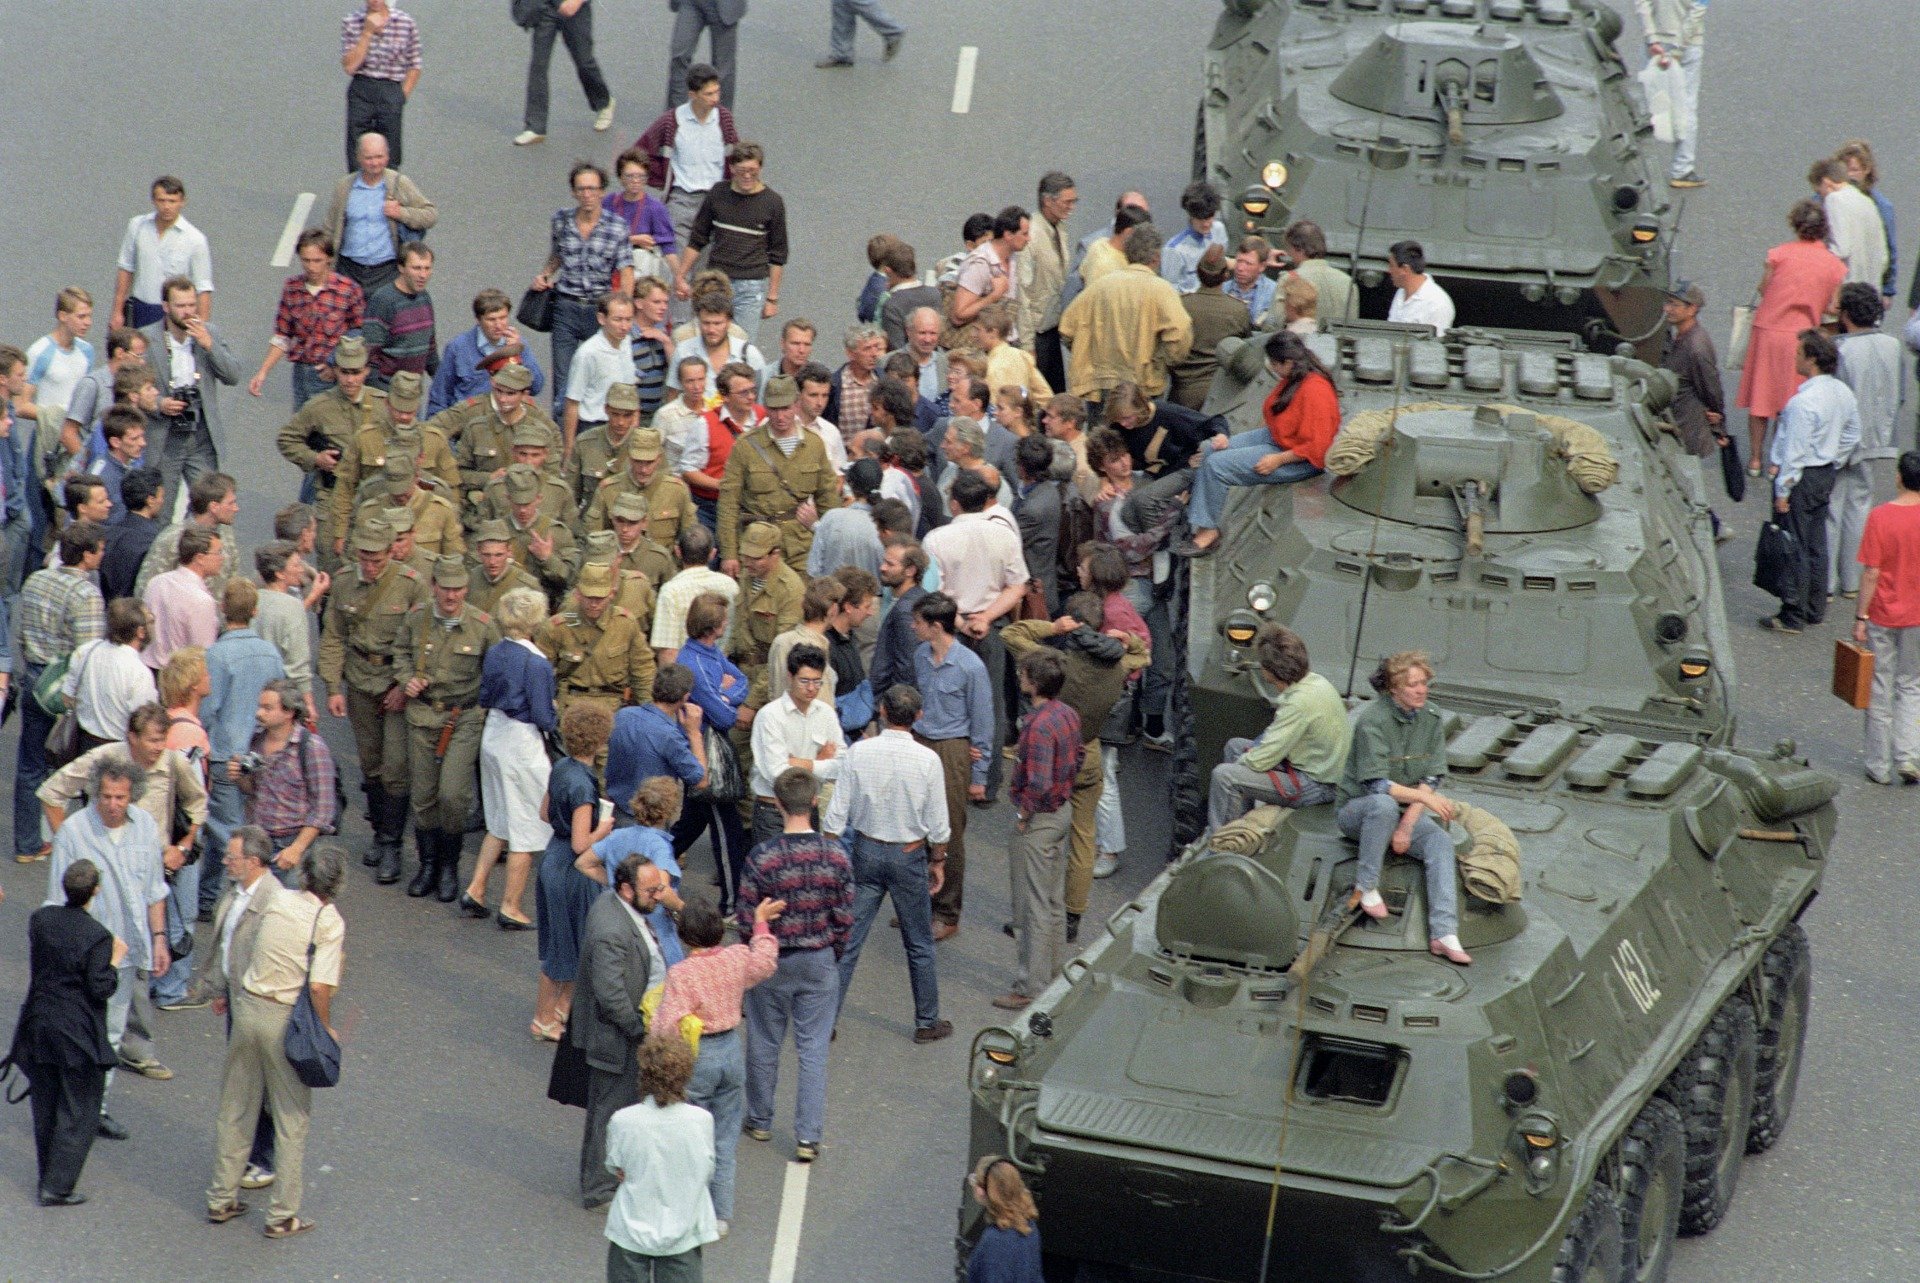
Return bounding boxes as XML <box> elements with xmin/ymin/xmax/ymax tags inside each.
<box><xmin>1206</xmin><ymin>625</ymin><xmax>1350</xmax><ymax>832</ymax></box>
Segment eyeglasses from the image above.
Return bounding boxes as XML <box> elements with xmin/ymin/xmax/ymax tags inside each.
<box><xmin>793</xmin><ymin>676</ymin><xmax>825</xmax><ymax>689</ymax></box>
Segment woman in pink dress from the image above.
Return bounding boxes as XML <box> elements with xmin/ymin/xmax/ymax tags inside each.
<box><xmin>1736</xmin><ymin>200</ymin><xmax>1846</xmax><ymax>474</ymax></box>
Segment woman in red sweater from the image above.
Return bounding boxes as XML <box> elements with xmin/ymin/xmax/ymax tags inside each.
<box><xmin>1183</xmin><ymin>331</ymin><xmax>1340</xmax><ymax>555</ymax></box>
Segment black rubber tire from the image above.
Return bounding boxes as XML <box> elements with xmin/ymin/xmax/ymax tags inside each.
<box><xmin>1747</xmin><ymin>924</ymin><xmax>1811</xmax><ymax>1154</ymax></box>
<box><xmin>1192</xmin><ymin>99</ymin><xmax>1209</xmax><ymax>185</ymax></box>
<box><xmin>1616</xmin><ymin>1096</ymin><xmax>1685</xmax><ymax>1283</ymax></box>
<box><xmin>1656</xmin><ymin>995</ymin><xmax>1757</xmax><ymax>1235</ymax></box>
<box><xmin>1551</xmin><ymin>1183</ymin><xmax>1626</xmax><ymax>1283</ymax></box>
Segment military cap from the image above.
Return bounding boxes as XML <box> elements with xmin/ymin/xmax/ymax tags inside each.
<box><xmin>432</xmin><ymin>555</ymin><xmax>470</xmax><ymax>588</ymax></box>
<box><xmin>352</xmin><ymin>518</ymin><xmax>393</xmax><ymax>552</ymax></box>
<box><xmin>473</xmin><ymin>518</ymin><xmax>513</xmax><ymax>545</ymax></box>
<box><xmin>333</xmin><ymin>336</ymin><xmax>369</xmax><ymax>371</ymax></box>
<box><xmin>761</xmin><ymin>375</ymin><xmax>799</xmax><ymax>409</ymax></box>
<box><xmin>387</xmin><ymin>370</ymin><xmax>425</xmax><ymax>412</ymax></box>
<box><xmin>740</xmin><ymin>521</ymin><xmax>780</xmax><ymax>558</ymax></box>
<box><xmin>478</xmin><ymin>341</ymin><xmax>525</xmax><ymax>372</ymax></box>
<box><xmin>511</xmin><ymin>420</ymin><xmax>552</xmax><ymax>449</ymax></box>
<box><xmin>492</xmin><ymin>362</ymin><xmax>534</xmax><ymax>392</ymax></box>
<box><xmin>380</xmin><ymin>505</ymin><xmax>416</xmax><ymax>534</ymax></box>
<box><xmin>627</xmin><ymin>428</ymin><xmax>664</xmax><ymax>461</ymax></box>
<box><xmin>504</xmin><ymin>463</ymin><xmax>542</xmax><ymax>504</ymax></box>
<box><xmin>605</xmin><ymin>382</ymin><xmax>640</xmax><ymax>413</ymax></box>
<box><xmin>388</xmin><ymin>424</ymin><xmax>425</xmax><ymax>453</ymax></box>
<box><xmin>582</xmin><ymin>530</ymin><xmax>619</xmax><ymax>562</ymax></box>
<box><xmin>576</xmin><ymin>563</ymin><xmax>615</xmax><ymax>598</ymax></box>
<box><xmin>610</xmin><ymin>491</ymin><xmax>650</xmax><ymax>523</ymax></box>
<box><xmin>382</xmin><ymin>452</ymin><xmax>417</xmax><ymax>484</ymax></box>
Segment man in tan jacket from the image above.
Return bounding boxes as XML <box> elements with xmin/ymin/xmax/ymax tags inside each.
<box><xmin>1058</xmin><ymin>224</ymin><xmax>1192</xmax><ymax>406</ymax></box>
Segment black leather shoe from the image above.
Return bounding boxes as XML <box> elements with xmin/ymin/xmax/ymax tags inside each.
<box><xmin>913</xmin><ymin>1019</ymin><xmax>954</xmax><ymax>1044</ymax></box>
<box><xmin>375</xmin><ymin>839</ymin><xmax>403</xmax><ymax>885</ymax></box>
<box><xmin>496</xmin><ymin>911</ymin><xmax>533</xmax><ymax>931</ymax></box>
<box><xmin>459</xmin><ymin>893</ymin><xmax>490</xmax><ymax>919</ymax></box>
<box><xmin>96</xmin><ymin>1114</ymin><xmax>129</xmax><ymax>1141</ymax></box>
<box><xmin>39</xmin><ymin>1189</ymin><xmax>86</xmax><ymax>1206</ymax></box>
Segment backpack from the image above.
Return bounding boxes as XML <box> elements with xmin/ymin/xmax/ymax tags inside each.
<box><xmin>1055</xmin><ymin>484</ymin><xmax>1099</xmax><ymax>594</ymax></box>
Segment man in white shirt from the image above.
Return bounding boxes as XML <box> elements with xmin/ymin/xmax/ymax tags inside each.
<box><xmin>747</xmin><ymin>644</ymin><xmax>844</xmax><ymax>846</ymax></box>
<box><xmin>794</xmin><ymin>363</ymin><xmax>848</xmax><ymax>474</ymax></box>
<box><xmin>652</xmin><ymin>67</ymin><xmax>730</xmax><ymax>321</ymax></box>
<box><xmin>1811</xmin><ymin>159</ymin><xmax>1888</xmax><ymax>289</ymax></box>
<box><xmin>26</xmin><ymin>288</ymin><xmax>96</xmax><ymax>420</ymax></box>
<box><xmin>1384</xmin><ymin>240</ymin><xmax>1455</xmax><ymax>337</ymax></box>
<box><xmin>823</xmin><ymin>682</ymin><xmax>951</xmax><ymax>1042</ymax></box>
<box><xmin>563</xmin><ymin>292</ymin><xmax>637</xmax><ymax>455</ymax></box>
<box><xmin>112</xmin><ymin>177</ymin><xmax>214</xmax><ymax>329</ymax></box>
<box><xmin>650</xmin><ymin>523</ymin><xmax>737</xmax><ymax>665</ymax></box>
<box><xmin>652</xmin><ymin>357</ymin><xmax>710</xmax><ymax>477</ymax></box>
<box><xmin>65</xmin><ymin>600</ymin><xmax>159</xmax><ymax>751</ymax></box>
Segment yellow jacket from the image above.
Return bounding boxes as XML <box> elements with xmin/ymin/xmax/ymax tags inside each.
<box><xmin>1058</xmin><ymin>265</ymin><xmax>1194</xmax><ymax>400</ymax></box>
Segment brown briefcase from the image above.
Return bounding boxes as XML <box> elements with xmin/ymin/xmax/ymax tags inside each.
<box><xmin>1833</xmin><ymin>639</ymin><xmax>1873</xmax><ymax>709</ymax></box>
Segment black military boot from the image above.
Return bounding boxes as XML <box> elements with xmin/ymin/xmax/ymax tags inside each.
<box><xmin>406</xmin><ymin>828</ymin><xmax>437</xmax><ymax>897</ymax></box>
<box><xmin>436</xmin><ymin>831</ymin><xmax>462</xmax><ymax>903</ymax></box>
<box><xmin>361</xmin><ymin>782</ymin><xmax>385</xmax><ymax>867</ymax></box>
<box><xmin>374</xmin><ymin>790</ymin><xmax>408</xmax><ymax>885</ymax></box>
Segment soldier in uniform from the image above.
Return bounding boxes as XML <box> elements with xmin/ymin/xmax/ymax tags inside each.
<box><xmin>332</xmin><ymin>370</ymin><xmax>459</xmax><ymax>538</ymax></box>
<box><xmin>372</xmin><ymin>505</ymin><xmax>436</xmax><ymax>579</ymax></box>
<box><xmin>607</xmin><ymin>490</ymin><xmax>677</xmax><ymax>595</ymax></box>
<box><xmin>582</xmin><ymin>428</ymin><xmax>698</xmax><ymax>547</ymax></box>
<box><xmin>727</xmin><ymin>520</ymin><xmax>806</xmax><ymax>711</ymax></box>
<box><xmin>276</xmin><ymin>335</ymin><xmax>385</xmax><ymax>570</ymax></box>
<box><xmin>392</xmin><ymin>556</ymin><xmax>500</xmax><ymax>903</ymax></box>
<box><xmin>499</xmin><ymin>463</ymin><xmax>579</xmax><ymax>602</ymax></box>
<box><xmin>466</xmin><ymin>518</ymin><xmax>543</xmax><ymax>616</ymax></box>
<box><xmin>436</xmin><ymin>363</ymin><xmax>563</xmax><ymax>512</ymax></box>
<box><xmin>352</xmin><ymin>453</ymin><xmax>464</xmax><ymax>559</ymax></box>
<box><xmin>318</xmin><ymin>517</ymin><xmax>426</xmax><ymax>884</ymax></box>
<box><xmin>580</xmin><ymin>528</ymin><xmax>657</xmax><ymax>628</ymax></box>
<box><xmin>535</xmin><ymin>562</ymin><xmax>656</xmax><ymax>731</ymax></box>
<box><xmin>475</xmin><ymin>421</ymin><xmax>577</xmax><ymax>533</ymax></box>
<box><xmin>717</xmin><ymin>375</ymin><xmax>842</xmax><ymax>577</ymax></box>
<box><xmin>566</xmin><ymin>381</ymin><xmax>641</xmax><ymax>512</ymax></box>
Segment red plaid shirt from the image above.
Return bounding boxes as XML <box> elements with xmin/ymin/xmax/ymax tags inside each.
<box><xmin>1011</xmin><ymin>698</ymin><xmax>1084</xmax><ymax>815</ymax></box>
<box><xmin>273</xmin><ymin>272</ymin><xmax>365</xmax><ymax>366</ymax></box>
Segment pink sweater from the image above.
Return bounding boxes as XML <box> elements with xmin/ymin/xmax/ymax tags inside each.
<box><xmin>655</xmin><ymin>921</ymin><xmax>779</xmax><ymax>1034</ymax></box>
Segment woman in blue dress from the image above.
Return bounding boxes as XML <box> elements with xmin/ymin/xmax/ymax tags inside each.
<box><xmin>533</xmin><ymin>703</ymin><xmax>615</xmax><ymax>1043</ymax></box>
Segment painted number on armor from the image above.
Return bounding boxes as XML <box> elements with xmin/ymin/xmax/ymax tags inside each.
<box><xmin>1612</xmin><ymin>939</ymin><xmax>1661</xmax><ymax>1015</ymax></box>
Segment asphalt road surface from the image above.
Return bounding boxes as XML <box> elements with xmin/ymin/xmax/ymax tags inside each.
<box><xmin>1</xmin><ymin>2</ymin><xmax>1916</xmax><ymax>1280</ymax></box>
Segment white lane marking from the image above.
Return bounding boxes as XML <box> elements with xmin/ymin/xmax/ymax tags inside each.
<box><xmin>768</xmin><ymin>1160</ymin><xmax>812</xmax><ymax>1283</ymax></box>
<box><xmin>270</xmin><ymin>193</ymin><xmax>317</xmax><ymax>267</ymax></box>
<box><xmin>951</xmin><ymin>46</ymin><xmax>978</xmax><ymax>115</ymax></box>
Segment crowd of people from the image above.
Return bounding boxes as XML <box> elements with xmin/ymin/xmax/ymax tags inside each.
<box><xmin>1</xmin><ymin>3</ymin><xmax>1914</xmax><ymax>1277</ymax></box>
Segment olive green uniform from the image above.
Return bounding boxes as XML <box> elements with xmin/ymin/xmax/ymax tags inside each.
<box><xmin>392</xmin><ymin>602</ymin><xmax>499</xmax><ymax>834</ymax></box>
<box><xmin>728</xmin><ymin>560</ymin><xmax>806</xmax><ymax>710</ymax></box>
<box><xmin>567</xmin><ymin>421</ymin><xmax>635</xmax><ymax>510</ymax></box>
<box><xmin>716</xmin><ymin>427</ymin><xmax>842</xmax><ymax>572</ymax></box>
<box><xmin>277</xmin><ymin>386</ymin><xmax>384</xmax><ymax>568</ymax></box>
<box><xmin>583</xmin><ymin>470</ymin><xmax>698</xmax><ymax>546</ymax></box>
<box><xmin>467</xmin><ymin>561</ymin><xmax>544</xmax><ymax>616</ymax></box>
<box><xmin>535</xmin><ymin>602</ymin><xmax>656</xmax><ymax>718</ymax></box>
<box><xmin>433</xmin><ymin>397</ymin><xmax>563</xmax><ymax>507</ymax></box>
<box><xmin>333</xmin><ymin>419</ymin><xmax>460</xmax><ymax>534</ymax></box>
<box><xmin>612</xmin><ymin>538</ymin><xmax>676</xmax><ymax>596</ymax></box>
<box><xmin>477</xmin><ymin>471</ymin><xmax>579</xmax><ymax>536</ymax></box>
<box><xmin>318</xmin><ymin>560</ymin><xmax>426</xmax><ymax>847</ymax></box>
<box><xmin>503</xmin><ymin>509</ymin><xmax>579</xmax><ymax>602</ymax></box>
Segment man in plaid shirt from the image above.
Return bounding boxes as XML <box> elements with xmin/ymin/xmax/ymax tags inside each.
<box><xmin>237</xmin><ymin>679</ymin><xmax>337</xmax><ymax>887</ymax></box>
<box><xmin>997</xmin><ymin>649</ymin><xmax>1083</xmax><ymax>1011</ymax></box>
<box><xmin>248</xmin><ymin>229</ymin><xmax>366</xmax><ymax>411</ymax></box>
<box><xmin>341</xmin><ymin>0</ymin><xmax>422</xmax><ymax>170</ymax></box>
<box><xmin>13</xmin><ymin>522</ymin><xmax>108</xmax><ymax>865</ymax></box>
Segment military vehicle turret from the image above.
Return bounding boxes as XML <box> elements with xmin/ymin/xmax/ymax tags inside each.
<box><xmin>1195</xmin><ymin>0</ymin><xmax>1673</xmax><ymax>356</ymax></box>
<box><xmin>954</xmin><ymin>322</ymin><xmax>1829</xmax><ymax>1281</ymax></box>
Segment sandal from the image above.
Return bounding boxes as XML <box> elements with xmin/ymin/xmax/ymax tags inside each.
<box><xmin>264</xmin><ymin>1216</ymin><xmax>316</xmax><ymax>1239</ymax></box>
<box><xmin>207</xmin><ymin>1201</ymin><xmax>249</xmax><ymax>1224</ymax></box>
<box><xmin>530</xmin><ymin>1019</ymin><xmax>564</xmax><ymax>1042</ymax></box>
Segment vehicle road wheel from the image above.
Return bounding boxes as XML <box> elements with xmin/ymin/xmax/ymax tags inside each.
<box><xmin>1657</xmin><ymin>995</ymin><xmax>1757</xmax><ymax>1235</ymax></box>
<box><xmin>1615</xmin><ymin>1096</ymin><xmax>1684</xmax><ymax>1283</ymax></box>
<box><xmin>1550</xmin><ymin>1183</ymin><xmax>1625</xmax><ymax>1283</ymax></box>
<box><xmin>1191</xmin><ymin>100</ymin><xmax>1209</xmax><ymax>184</ymax></box>
<box><xmin>1747</xmin><ymin>924</ymin><xmax>1811</xmax><ymax>1154</ymax></box>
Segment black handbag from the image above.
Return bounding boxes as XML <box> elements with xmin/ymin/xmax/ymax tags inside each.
<box><xmin>517</xmin><ymin>286</ymin><xmax>556</xmax><ymax>334</ymax></box>
<box><xmin>691</xmin><ymin>724</ymin><xmax>745</xmax><ymax>803</ymax></box>
<box><xmin>1753</xmin><ymin>519</ymin><xmax>1801</xmax><ymax>603</ymax></box>
<box><xmin>510</xmin><ymin>0</ymin><xmax>547</xmax><ymax>29</ymax></box>
<box><xmin>1718</xmin><ymin>436</ymin><xmax>1747</xmax><ymax>504</ymax></box>
<box><xmin>283</xmin><ymin>907</ymin><xmax>342</xmax><ymax>1089</ymax></box>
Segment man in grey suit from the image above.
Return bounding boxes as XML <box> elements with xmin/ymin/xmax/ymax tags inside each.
<box><xmin>195</xmin><ymin>826</ymin><xmax>283</xmax><ymax>1198</ymax></box>
<box><xmin>142</xmin><ymin>274</ymin><xmax>239</xmax><ymax>503</ymax></box>
<box><xmin>667</xmin><ymin>0</ymin><xmax>744</xmax><ymax>110</ymax></box>
<box><xmin>1013</xmin><ymin>436</ymin><xmax>1064</xmax><ymax>616</ymax></box>
<box><xmin>571</xmin><ymin>855</ymin><xmax>671</xmax><ymax>1208</ymax></box>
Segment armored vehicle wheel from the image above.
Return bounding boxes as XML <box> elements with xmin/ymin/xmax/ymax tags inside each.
<box><xmin>1550</xmin><ymin>1183</ymin><xmax>1625</xmax><ymax>1283</ymax></box>
<box><xmin>1747</xmin><ymin>924</ymin><xmax>1811</xmax><ymax>1154</ymax></box>
<box><xmin>1615</xmin><ymin>1097</ymin><xmax>1684</xmax><ymax>1283</ymax></box>
<box><xmin>1658</xmin><ymin>995</ymin><xmax>1757</xmax><ymax>1235</ymax></box>
<box><xmin>1191</xmin><ymin>100</ymin><xmax>1208</xmax><ymax>184</ymax></box>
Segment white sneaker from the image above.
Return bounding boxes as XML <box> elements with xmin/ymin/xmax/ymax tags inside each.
<box><xmin>715</xmin><ymin>1220</ymin><xmax>730</xmax><ymax>1238</ymax></box>
<box><xmin>1091</xmin><ymin>852</ymin><xmax>1120</xmax><ymax>879</ymax></box>
<box><xmin>593</xmin><ymin>100</ymin><xmax>615</xmax><ymax>132</ymax></box>
<box><xmin>513</xmin><ymin>130</ymin><xmax>546</xmax><ymax>146</ymax></box>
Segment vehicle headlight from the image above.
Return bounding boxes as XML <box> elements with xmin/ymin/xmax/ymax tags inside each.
<box><xmin>1240</xmin><ymin>187</ymin><xmax>1272</xmax><ymax>218</ymax></box>
<box><xmin>1247</xmin><ymin>582</ymin><xmax>1276</xmax><ymax>613</ymax></box>
<box><xmin>1261</xmin><ymin>160</ymin><xmax>1288</xmax><ymax>189</ymax></box>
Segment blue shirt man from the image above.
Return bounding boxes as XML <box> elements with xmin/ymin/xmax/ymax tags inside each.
<box><xmin>605</xmin><ymin>700</ymin><xmax>704</xmax><ymax>822</ymax></box>
<box><xmin>427</xmin><ymin>325</ymin><xmax>548</xmax><ymax>416</ymax></box>
<box><xmin>912</xmin><ymin>636</ymin><xmax>994</xmax><ymax>789</ymax></box>
<box><xmin>342</xmin><ymin>176</ymin><xmax>394</xmax><ymax>267</ymax></box>
<box><xmin>1160</xmin><ymin>220</ymin><xmax>1228</xmax><ymax>294</ymax></box>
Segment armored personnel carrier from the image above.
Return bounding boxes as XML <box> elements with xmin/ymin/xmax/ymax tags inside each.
<box><xmin>955</xmin><ymin>324</ymin><xmax>1832</xmax><ymax>1280</ymax></box>
<box><xmin>1195</xmin><ymin>0</ymin><xmax>1673</xmax><ymax>356</ymax></box>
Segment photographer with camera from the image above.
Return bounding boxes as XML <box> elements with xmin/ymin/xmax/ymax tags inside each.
<box><xmin>233</xmin><ymin>679</ymin><xmax>337</xmax><ymax>889</ymax></box>
<box><xmin>139</xmin><ymin>274</ymin><xmax>238</xmax><ymax>502</ymax></box>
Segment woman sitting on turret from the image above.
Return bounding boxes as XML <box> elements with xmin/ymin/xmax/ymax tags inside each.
<box><xmin>1181</xmin><ymin>330</ymin><xmax>1340</xmax><ymax>556</ymax></box>
<box><xmin>1336</xmin><ymin>651</ymin><xmax>1471</xmax><ymax>965</ymax></box>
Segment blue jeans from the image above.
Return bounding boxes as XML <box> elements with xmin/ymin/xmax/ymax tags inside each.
<box><xmin>743</xmin><ymin>946</ymin><xmax>837</xmax><ymax>1145</ymax></box>
<box><xmin>149</xmin><ymin>860</ymin><xmax>201</xmax><ymax>1006</ymax></box>
<box><xmin>835</xmin><ymin>835</ymin><xmax>940</xmax><ymax>1029</ymax></box>
<box><xmin>1668</xmin><ymin>44</ymin><xmax>1702</xmax><ymax>178</ymax></box>
<box><xmin>291</xmin><ymin>363</ymin><xmax>332</xmax><ymax>412</ymax></box>
<box><xmin>686</xmin><ymin>1027</ymin><xmax>745</xmax><ymax>1220</ymax></box>
<box><xmin>730</xmin><ymin>278</ymin><xmax>768</xmax><ymax>349</ymax></box>
<box><xmin>1123</xmin><ymin>577</ymin><xmax>1173</xmax><ymax>721</ymax></box>
<box><xmin>1336</xmin><ymin>794</ymin><xmax>1459</xmax><ymax>939</ymax></box>
<box><xmin>198</xmin><ymin>776</ymin><xmax>247</xmax><ymax>916</ymax></box>
<box><xmin>549</xmin><ymin>295</ymin><xmax>602</xmax><ymax>416</ymax></box>
<box><xmin>1188</xmin><ymin>427</ymin><xmax>1323</xmax><ymax>531</ymax></box>
<box><xmin>14</xmin><ymin>661</ymin><xmax>51</xmax><ymax>856</ymax></box>
<box><xmin>829</xmin><ymin>0</ymin><xmax>905</xmax><ymax>60</ymax></box>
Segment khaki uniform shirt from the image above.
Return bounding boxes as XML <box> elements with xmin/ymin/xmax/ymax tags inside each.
<box><xmin>318</xmin><ymin>561</ymin><xmax>425</xmax><ymax>696</ymax></box>
<box><xmin>478</xmin><ymin>472</ymin><xmax>579</xmax><ymax>536</ymax></box>
<box><xmin>582</xmin><ymin>470</ymin><xmax>698</xmax><ymax>548</ymax></box>
<box><xmin>727</xmin><ymin>560</ymin><xmax>804</xmax><ymax>707</ymax></box>
<box><xmin>277</xmin><ymin>385</ymin><xmax>384</xmax><ymax>487</ymax></box>
<box><xmin>536</xmin><ymin>604</ymin><xmax>655</xmax><ymax>704</ymax></box>
<box><xmin>430</xmin><ymin>396</ymin><xmax>563</xmax><ymax>504</ymax></box>
<box><xmin>504</xmin><ymin>508</ymin><xmax>579</xmax><ymax>596</ymax></box>
<box><xmin>715</xmin><ymin>427</ymin><xmax>842</xmax><ymax>568</ymax></box>
<box><xmin>566</xmin><ymin>421</ymin><xmax>636</xmax><ymax>510</ymax></box>
<box><xmin>613</xmin><ymin>538</ymin><xmax>675</xmax><ymax>596</ymax></box>
<box><xmin>466</xmin><ymin>561</ymin><xmax>544</xmax><ymax>616</ymax></box>
<box><xmin>333</xmin><ymin>418</ymin><xmax>460</xmax><ymax>532</ymax></box>
<box><xmin>391</xmin><ymin>602</ymin><xmax>500</xmax><ymax>730</ymax></box>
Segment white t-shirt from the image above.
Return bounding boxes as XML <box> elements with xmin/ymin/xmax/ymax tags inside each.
<box><xmin>25</xmin><ymin>335</ymin><xmax>94</xmax><ymax>412</ymax></box>
<box><xmin>1387</xmin><ymin>277</ymin><xmax>1456</xmax><ymax>336</ymax></box>
<box><xmin>116</xmin><ymin>213</ymin><xmax>214</xmax><ymax>306</ymax></box>
<box><xmin>565</xmin><ymin>331</ymin><xmax>636</xmax><ymax>421</ymax></box>
<box><xmin>668</xmin><ymin>102</ymin><xmax>726</xmax><ymax>194</ymax></box>
<box><xmin>801</xmin><ymin>415</ymin><xmax>849</xmax><ymax>473</ymax></box>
